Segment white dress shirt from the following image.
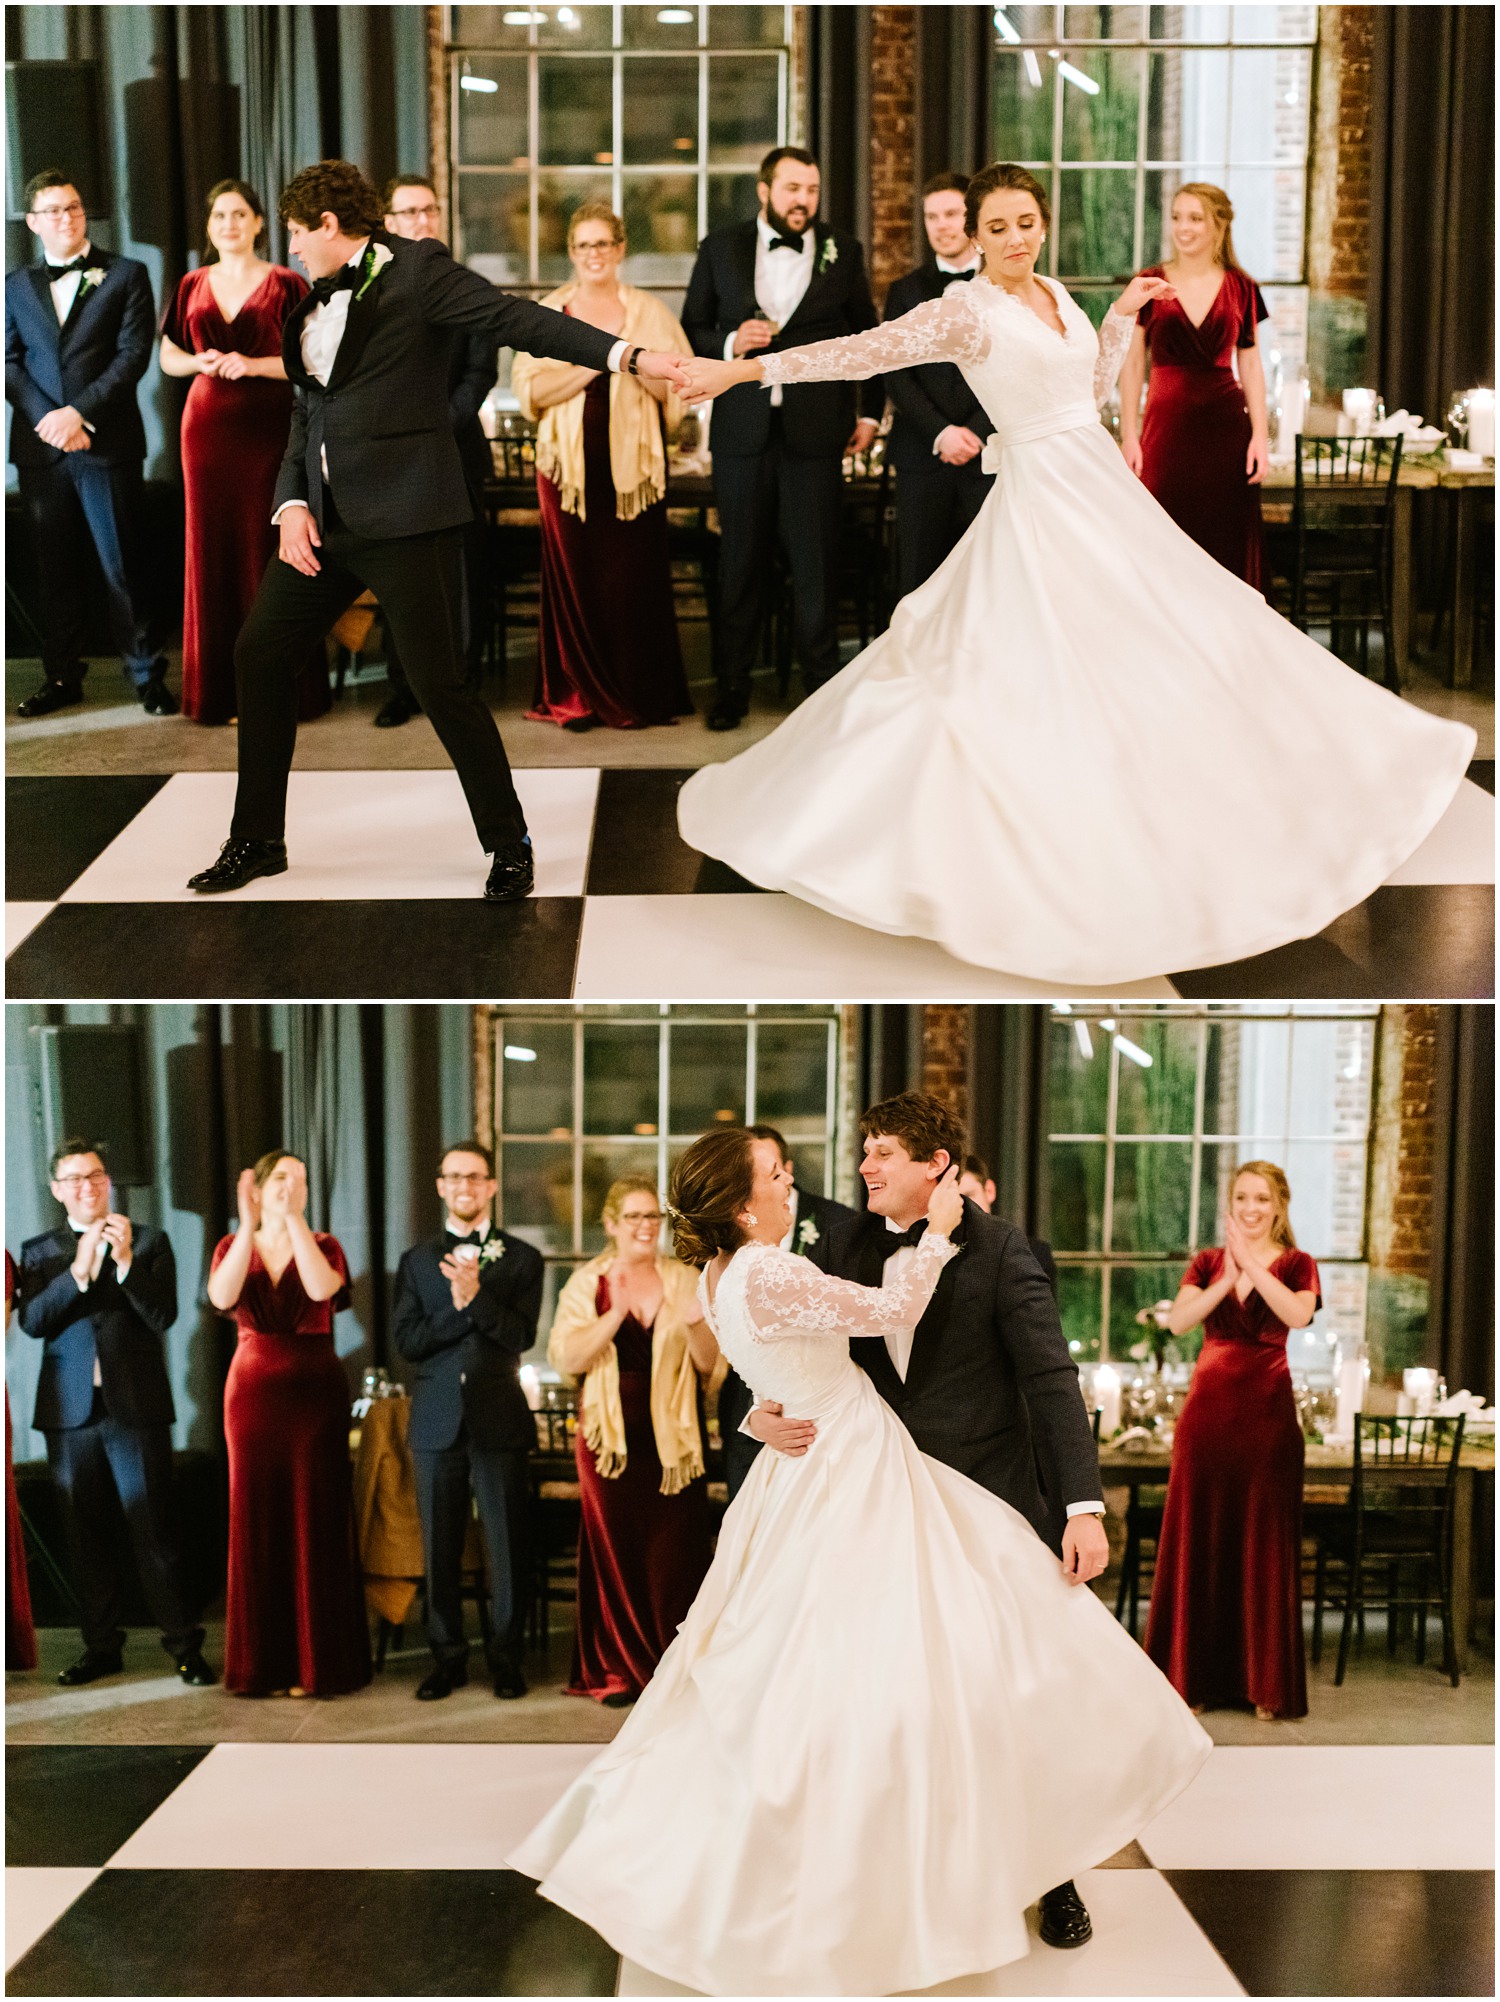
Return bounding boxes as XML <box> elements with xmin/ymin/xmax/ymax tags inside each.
<box><xmin>725</xmin><ymin>213</ymin><xmax>817</xmax><ymax>407</ymax></box>
<box><xmin>46</xmin><ymin>241</ymin><xmax>92</xmax><ymax>325</ymax></box>
<box><xmin>68</xmin><ymin>1212</ymin><xmax>128</xmax><ymax>1386</ymax></box>
<box><xmin>444</xmin><ymin>1214</ymin><xmax>492</xmax><ymax>1244</ymax></box>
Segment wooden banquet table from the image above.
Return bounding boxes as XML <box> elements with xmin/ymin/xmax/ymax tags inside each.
<box><xmin>1100</xmin><ymin>1436</ymin><xmax>1495</xmax><ymax>1670</ymax></box>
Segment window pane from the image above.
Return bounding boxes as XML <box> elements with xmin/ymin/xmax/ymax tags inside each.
<box><xmin>1057</xmin><ymin>1265</ymin><xmax>1103</xmax><ymax>1361</ymax></box>
<box><xmin>1064</xmin><ymin>5</ymin><xmax>1148</xmax><ymax>37</ymax></box>
<box><xmin>501</xmin><ymin>1140</ymin><xmax>575</xmax><ymax>1253</ymax></box>
<box><xmin>1109</xmin><ymin>1262</ymin><xmax>1186</xmax><ymax>1358</ymax></box>
<box><xmin>621</xmin><ymin>174</ymin><xmax>700</xmax><ymax>283</ymax></box>
<box><xmin>992</xmin><ymin>52</ymin><xmax>1055</xmax><ymax>162</ymax></box>
<box><xmin>537</xmin><ymin>170</ymin><xmax>614</xmax><ymax>282</ymax></box>
<box><xmin>1046</xmin><ymin>1140</ymin><xmax>1107</xmax><ymax>1251</ymax></box>
<box><xmin>1228</xmin><ymin>46</ymin><xmax>1311</xmax><ymax>162</ymax></box>
<box><xmin>1111</xmin><ymin>1140</ymin><xmax>1193</xmax><ymax>1254</ymax></box>
<box><xmin>1285</xmin><ymin>1141</ymin><xmax>1367</xmax><ymax>1260</ymax></box>
<box><xmin>1057</xmin><ymin>168</ymin><xmax>1138</xmax><ymax>278</ymax></box>
<box><xmin>622</xmin><ymin>56</ymin><xmax>700</xmax><ymax>164</ymax></box>
<box><xmin>624</xmin><ymin>4</ymin><xmax>699</xmax><ymax>47</ymax></box>
<box><xmin>1047</xmin><ymin>1016</ymin><xmax>1110</xmax><ymax>1133</ymax></box>
<box><xmin>707</xmin><ymin>54</ymin><xmax>780</xmax><ymax>164</ymax></box>
<box><xmin>1147</xmin><ymin>48</ymin><xmax>1230</xmax><ymax>163</ymax></box>
<box><xmin>539</xmin><ymin>4</ymin><xmax>614</xmax><ymax>47</ymax></box>
<box><xmin>708</xmin><ymin>6</ymin><xmax>787</xmax><ymax>47</ymax></box>
<box><xmin>539</xmin><ymin>54</ymin><xmax>614</xmax><ymax>165</ymax></box>
<box><xmin>1211</xmin><ymin>1017</ymin><xmax>1290</xmax><ymax>1137</ymax></box>
<box><xmin>669</xmin><ymin>1023</ymin><xmax>747</xmax><ymax>1132</ymax></box>
<box><xmin>1286</xmin><ymin>1019</ymin><xmax>1357</xmax><ymax>1137</ymax></box>
<box><xmin>498</xmin><ymin>1021</ymin><xmax>574</xmax><ymax>1134</ymax></box>
<box><xmin>1114</xmin><ymin>1017</ymin><xmax>1201</xmax><ymax>1134</ymax></box>
<box><xmin>754</xmin><ymin>1023</ymin><xmax>829</xmax><ymax>1140</ymax></box>
<box><xmin>1222</xmin><ymin>165</ymin><xmax>1304</xmax><ymax>280</ymax></box>
<box><xmin>459</xmin><ymin>173</ymin><xmax>531</xmax><ymax>283</ymax></box>
<box><xmin>453</xmin><ymin>8</ymin><xmax>537</xmax><ymax>48</ymax></box>
<box><xmin>707</xmin><ymin>171</ymin><xmax>760</xmax><ymax>231</ymax></box>
<box><xmin>581</xmin><ymin>1142</ymin><xmax>664</xmax><ymax>1252</ymax></box>
<box><xmin>993</xmin><ymin>4</ymin><xmax>1058</xmax><ymax>37</ymax></box>
<box><xmin>1197</xmin><ymin>1140</ymin><xmax>1237</xmax><ymax>1242</ymax></box>
<box><xmin>457</xmin><ymin>57</ymin><xmax>530</xmax><ymax>164</ymax></box>
<box><xmin>1231</xmin><ymin>4</ymin><xmax>1315</xmax><ymax>41</ymax></box>
<box><xmin>1059</xmin><ymin>47</ymin><xmax>1141</xmax><ymax>162</ymax></box>
<box><xmin>583</xmin><ymin>1023</ymin><xmax>660</xmax><ymax>1134</ymax></box>
<box><xmin>1149</xmin><ymin>3</ymin><xmax>1229</xmax><ymax>38</ymax></box>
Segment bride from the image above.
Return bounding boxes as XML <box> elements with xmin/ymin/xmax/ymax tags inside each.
<box><xmin>510</xmin><ymin>1128</ymin><xmax>1211</xmax><ymax>1996</ymax></box>
<box><xmin>675</xmin><ymin>163</ymin><xmax>1476</xmax><ymax>986</ymax></box>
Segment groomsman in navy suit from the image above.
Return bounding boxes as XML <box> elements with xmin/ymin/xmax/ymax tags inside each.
<box><xmin>392</xmin><ymin>1142</ymin><xmax>544</xmax><ymax>1701</ymax></box>
<box><xmin>17</xmin><ymin>1140</ymin><xmax>212</xmax><ymax>1687</ymax></box>
<box><xmin>4</xmin><ymin>171</ymin><xmax>174</xmax><ymax>716</ymax></box>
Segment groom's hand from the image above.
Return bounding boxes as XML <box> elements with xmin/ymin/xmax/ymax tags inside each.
<box><xmin>633</xmin><ymin>350</ymin><xmax>690</xmax><ymax>390</ymax></box>
<box><xmin>747</xmin><ymin>1400</ymin><xmax>818</xmax><ymax>1457</ymax></box>
<box><xmin>278</xmin><ymin>503</ymin><xmax>322</xmax><ymax>577</ymax></box>
<box><xmin>1060</xmin><ymin>1513</ymin><xmax>1110</xmax><ymax>1587</ymax></box>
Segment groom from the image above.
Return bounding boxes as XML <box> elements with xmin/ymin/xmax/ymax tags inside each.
<box><xmin>186</xmin><ymin>159</ymin><xmax>687</xmax><ymax>901</ymax></box>
<box><xmin>748</xmin><ymin>1090</ymin><xmax>1108</xmax><ymax>1951</ymax></box>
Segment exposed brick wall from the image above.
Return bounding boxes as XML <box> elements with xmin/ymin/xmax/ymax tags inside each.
<box><xmin>1306</xmin><ymin>5</ymin><xmax>1375</xmax><ymax>396</ymax></box>
<box><xmin>1388</xmin><ymin>1003</ymin><xmax>1439</xmax><ymax>1275</ymax></box>
<box><xmin>868</xmin><ymin>7</ymin><xmax>917</xmax><ymax>303</ymax></box>
<box><xmin>1324</xmin><ymin>5</ymin><xmax>1374</xmax><ymax>299</ymax></box>
<box><xmin>919</xmin><ymin>1005</ymin><xmax>969</xmax><ymax>1138</ymax></box>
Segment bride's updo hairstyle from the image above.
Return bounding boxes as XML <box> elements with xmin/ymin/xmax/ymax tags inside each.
<box><xmin>965</xmin><ymin>162</ymin><xmax>1052</xmax><ymax>239</ymax></box>
<box><xmin>668</xmin><ymin>1128</ymin><xmax>756</xmax><ymax>1268</ymax></box>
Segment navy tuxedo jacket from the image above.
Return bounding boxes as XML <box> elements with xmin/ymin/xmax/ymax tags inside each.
<box><xmin>392</xmin><ymin>1228</ymin><xmax>544</xmax><ymax>1454</ymax></box>
<box><xmin>808</xmin><ymin>1197</ymin><xmax>1100</xmax><ymax>1550</ymax></box>
<box><xmin>5</xmin><ymin>247</ymin><xmax>155</xmax><ymax>468</ymax></box>
<box><xmin>274</xmin><ymin>231</ymin><xmax>615</xmax><ymax>539</ymax></box>
<box><xmin>882</xmin><ymin>262</ymin><xmax>993</xmax><ymax>472</ymax></box>
<box><xmin>18</xmin><ymin>1222</ymin><xmax>177</xmax><ymax>1432</ymax></box>
<box><xmin>682</xmin><ymin>219</ymin><xmax>882</xmax><ymax>458</ymax></box>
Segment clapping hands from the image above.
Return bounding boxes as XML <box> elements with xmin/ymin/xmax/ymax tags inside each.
<box><xmin>236</xmin><ymin>1168</ymin><xmax>262</xmax><ymax>1233</ymax></box>
<box><xmin>440</xmin><ymin>1247</ymin><xmax>481</xmax><ymax>1311</ymax></box>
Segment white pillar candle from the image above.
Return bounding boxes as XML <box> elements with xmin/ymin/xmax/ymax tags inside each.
<box><xmin>1333</xmin><ymin>1357</ymin><xmax>1368</xmax><ymax>1440</ymax></box>
<box><xmin>1402</xmin><ymin>1367</ymin><xmax>1439</xmax><ymax>1416</ymax></box>
<box><xmin>1343</xmin><ymin>388</ymin><xmax>1378</xmax><ymax>435</ymax></box>
<box><xmin>1094</xmin><ymin>1363</ymin><xmax>1122</xmax><ymax>1439</ymax></box>
<box><xmin>1466</xmin><ymin>388</ymin><xmax>1494</xmax><ymax>458</ymax></box>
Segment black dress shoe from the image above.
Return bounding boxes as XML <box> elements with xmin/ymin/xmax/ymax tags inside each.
<box><xmin>175</xmin><ymin>1650</ymin><xmax>217</xmax><ymax>1686</ymax></box>
<box><xmin>17</xmin><ymin>680</ymin><xmax>84</xmax><ymax>719</ymax></box>
<box><xmin>416</xmin><ymin>1663</ymin><xmax>468</xmax><ymax>1701</ymax></box>
<box><xmin>57</xmin><ymin>1648</ymin><xmax>123</xmax><ymax>1687</ymax></box>
<box><xmin>374</xmin><ymin>694</ymin><xmax>420</xmax><ymax>728</ymax></box>
<box><xmin>484</xmin><ymin>838</ymin><xmax>534</xmax><ymax>902</ymax></box>
<box><xmin>1037</xmin><ymin>1881</ymin><xmax>1093</xmax><ymax>1949</ymax></box>
<box><xmin>561</xmin><ymin>714</ymin><xmax>598</xmax><ymax>733</ymax></box>
<box><xmin>492</xmin><ymin>1660</ymin><xmax>528</xmax><ymax>1701</ymax></box>
<box><xmin>141</xmin><ymin>679</ymin><xmax>180</xmax><ymax>716</ymax></box>
<box><xmin>706</xmin><ymin>700</ymin><xmax>747</xmax><ymax>732</ymax></box>
<box><xmin>187</xmin><ymin>838</ymin><xmax>289</xmax><ymax>894</ymax></box>
<box><xmin>600</xmin><ymin>1689</ymin><xmax>637</xmax><ymax>1709</ymax></box>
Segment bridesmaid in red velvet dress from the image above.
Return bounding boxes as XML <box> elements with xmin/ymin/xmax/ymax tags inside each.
<box><xmin>6</xmin><ymin>1252</ymin><xmax>38</xmax><ymax>1671</ymax></box>
<box><xmin>1146</xmin><ymin>1161</ymin><xmax>1320</xmax><ymax>1721</ymax></box>
<box><xmin>208</xmin><ymin>1151</ymin><xmax>370</xmax><ymax>1697</ymax></box>
<box><xmin>1117</xmin><ymin>182</ymin><xmax>1272</xmax><ymax>588</ymax></box>
<box><xmin>160</xmin><ymin>181</ymin><xmax>328</xmax><ymax>725</ymax></box>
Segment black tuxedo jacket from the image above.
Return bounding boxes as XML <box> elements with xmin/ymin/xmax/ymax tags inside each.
<box><xmin>392</xmin><ymin>1227</ymin><xmax>544</xmax><ymax>1454</ymax></box>
<box><xmin>809</xmin><ymin>1198</ymin><xmax>1100</xmax><ymax>1550</ymax></box>
<box><xmin>882</xmin><ymin>262</ymin><xmax>993</xmax><ymax>473</ymax></box>
<box><xmin>682</xmin><ymin>219</ymin><xmax>882</xmax><ymax>459</ymax></box>
<box><xmin>717</xmin><ymin>1186</ymin><xmax>859</xmax><ymax>1440</ymax></box>
<box><xmin>18</xmin><ymin>1223</ymin><xmax>177</xmax><ymax>1431</ymax></box>
<box><xmin>274</xmin><ymin>232</ymin><xmax>616</xmax><ymax>538</ymax></box>
<box><xmin>449</xmin><ymin>329</ymin><xmax>498</xmax><ymax>503</ymax></box>
<box><xmin>5</xmin><ymin>248</ymin><xmax>154</xmax><ymax>468</ymax></box>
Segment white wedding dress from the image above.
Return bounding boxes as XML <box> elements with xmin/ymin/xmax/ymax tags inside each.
<box><xmin>509</xmin><ymin>1237</ymin><xmax>1211</xmax><ymax>1996</ymax></box>
<box><xmin>676</xmin><ymin>279</ymin><xmax>1476</xmax><ymax>984</ymax></box>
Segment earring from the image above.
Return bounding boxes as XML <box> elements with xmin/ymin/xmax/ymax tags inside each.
<box><xmin>742</xmin><ymin>1213</ymin><xmax>758</xmax><ymax>1227</ymax></box>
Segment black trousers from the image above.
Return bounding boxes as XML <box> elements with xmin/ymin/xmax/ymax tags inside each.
<box><xmin>18</xmin><ymin>457</ymin><xmax>161</xmax><ymax>688</ymax></box>
<box><xmin>44</xmin><ymin>1396</ymin><xmax>202</xmax><ymax>1659</ymax></box>
<box><xmin>893</xmin><ymin>460</ymin><xmax>993</xmax><ymax>599</ymax></box>
<box><xmin>711</xmin><ymin>423</ymin><xmax>845</xmax><ymax>702</ymax></box>
<box><xmin>387</xmin><ymin>513</ymin><xmax>486</xmax><ymax>703</ymax></box>
<box><xmin>231</xmin><ymin>491</ymin><xmax>525</xmax><ymax>853</ymax></box>
<box><xmin>411</xmin><ymin>1432</ymin><xmax>529</xmax><ymax>1667</ymax></box>
<box><xmin>716</xmin><ymin>1370</ymin><xmax>762</xmax><ymax>1502</ymax></box>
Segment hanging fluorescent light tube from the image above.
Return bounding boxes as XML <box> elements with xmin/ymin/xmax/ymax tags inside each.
<box><xmin>461</xmin><ymin>73</ymin><xmax>501</xmax><ymax>91</ymax></box>
<box><xmin>1023</xmin><ymin>49</ymin><xmax>1044</xmax><ymax>86</ymax></box>
<box><xmin>1058</xmin><ymin>59</ymin><xmax>1101</xmax><ymax>93</ymax></box>
<box><xmin>1074</xmin><ymin>1020</ymin><xmax>1094</xmax><ymax>1060</ymax></box>
<box><xmin>503</xmin><ymin>1044</ymin><xmax>538</xmax><ymax>1062</ymax></box>
<box><xmin>994</xmin><ymin>8</ymin><xmax>1021</xmax><ymax>43</ymax></box>
<box><xmin>1115</xmin><ymin>1035</ymin><xmax>1153</xmax><ymax>1068</ymax></box>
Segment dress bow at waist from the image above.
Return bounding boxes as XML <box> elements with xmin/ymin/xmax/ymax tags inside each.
<box><xmin>981</xmin><ymin>404</ymin><xmax>1100</xmax><ymax>471</ymax></box>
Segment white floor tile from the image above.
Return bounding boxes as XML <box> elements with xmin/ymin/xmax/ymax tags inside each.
<box><xmin>575</xmin><ymin>895</ymin><xmax>1180</xmax><ymax>1002</ymax></box>
<box><xmin>617</xmin><ymin>1870</ymin><xmax>1243</xmax><ymax>1997</ymax></box>
<box><xmin>1138</xmin><ymin>1744</ymin><xmax>1494</xmax><ymax>1870</ymax></box>
<box><xmin>107</xmin><ymin>1740</ymin><xmax>601</xmax><ymax>1870</ymax></box>
<box><xmin>58</xmin><ymin>768</ymin><xmax>600</xmax><ymax>903</ymax></box>
<box><xmin>5</xmin><ymin>1867</ymin><xmax>101</xmax><ymax>1970</ymax></box>
<box><xmin>1383</xmin><ymin>779</ymin><xmax>1495</xmax><ymax>884</ymax></box>
<box><xmin>5</xmin><ymin>902</ymin><xmax>54</xmax><ymax>955</ymax></box>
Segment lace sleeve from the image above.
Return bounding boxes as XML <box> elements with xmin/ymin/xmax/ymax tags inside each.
<box><xmin>760</xmin><ymin>290</ymin><xmax>989</xmax><ymax>388</ymax></box>
<box><xmin>739</xmin><ymin>1235</ymin><xmax>959</xmax><ymax>1343</ymax></box>
<box><xmin>1093</xmin><ymin>307</ymin><xmax>1137</xmax><ymax>408</ymax></box>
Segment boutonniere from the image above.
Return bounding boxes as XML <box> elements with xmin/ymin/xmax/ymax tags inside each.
<box><xmin>80</xmin><ymin>267</ymin><xmax>106</xmax><ymax>293</ymax></box>
<box><xmin>354</xmin><ymin>241</ymin><xmax>394</xmax><ymax>302</ymax></box>
<box><xmin>478</xmin><ymin>1236</ymin><xmax>506</xmax><ymax>1269</ymax></box>
<box><xmin>817</xmin><ymin>235</ymin><xmax>838</xmax><ymax>275</ymax></box>
<box><xmin>795</xmin><ymin>1216</ymin><xmax>820</xmax><ymax>1253</ymax></box>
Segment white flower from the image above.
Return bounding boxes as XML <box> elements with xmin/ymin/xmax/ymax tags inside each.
<box><xmin>796</xmin><ymin>1215</ymin><xmax>820</xmax><ymax>1252</ymax></box>
<box><xmin>818</xmin><ymin>236</ymin><xmax>838</xmax><ymax>273</ymax></box>
<box><xmin>81</xmin><ymin>268</ymin><xmax>105</xmax><ymax>290</ymax></box>
<box><xmin>354</xmin><ymin>241</ymin><xmax>395</xmax><ymax>301</ymax></box>
<box><xmin>479</xmin><ymin>1236</ymin><xmax>506</xmax><ymax>1268</ymax></box>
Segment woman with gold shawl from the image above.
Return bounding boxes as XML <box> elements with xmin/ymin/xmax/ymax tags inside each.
<box><xmin>548</xmin><ymin>1175</ymin><xmax>723</xmax><ymax>1704</ymax></box>
<box><xmin>511</xmin><ymin>205</ymin><xmax>694</xmax><ymax>731</ymax></box>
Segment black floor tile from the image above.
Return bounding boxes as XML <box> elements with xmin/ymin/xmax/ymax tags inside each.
<box><xmin>1166</xmin><ymin>1868</ymin><xmax>1495</xmax><ymax>1997</ymax></box>
<box><xmin>6</xmin><ymin>1868</ymin><xmax>621</xmax><ymax>1997</ymax></box>
<box><xmin>4</xmin><ymin>898</ymin><xmax>586</xmax><ymax>1000</ymax></box>
<box><xmin>1467</xmin><ymin>759</ymin><xmax>1495</xmax><ymax>796</ymax></box>
<box><xmin>6</xmin><ymin>776</ymin><xmax>170</xmax><ymax>902</ymax></box>
<box><xmin>5</xmin><ymin>1745</ymin><xmax>212</xmax><ymax>1867</ymax></box>
<box><xmin>587</xmin><ymin>769</ymin><xmax>763</xmax><ymax>895</ymax></box>
<box><xmin>1174</xmin><ymin>886</ymin><xmax>1495</xmax><ymax>1000</ymax></box>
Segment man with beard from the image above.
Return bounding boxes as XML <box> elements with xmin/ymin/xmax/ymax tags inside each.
<box><xmin>683</xmin><ymin>148</ymin><xmax>881</xmax><ymax>729</ymax></box>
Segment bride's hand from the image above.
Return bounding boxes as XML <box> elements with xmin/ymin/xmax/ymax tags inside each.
<box><xmin>681</xmin><ymin>356</ymin><xmax>761</xmax><ymax>403</ymax></box>
<box><xmin>926</xmin><ymin>1165</ymin><xmax>964</xmax><ymax>1239</ymax></box>
<box><xmin>1114</xmin><ymin>273</ymin><xmax>1174</xmax><ymax>318</ymax></box>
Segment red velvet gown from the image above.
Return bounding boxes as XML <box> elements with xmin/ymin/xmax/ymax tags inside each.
<box><xmin>214</xmin><ymin>1234</ymin><xmax>371</xmax><ymax>1696</ymax></box>
<box><xmin>6</xmin><ymin>1252</ymin><xmax>37</xmax><ymax>1670</ymax></box>
<box><xmin>163</xmin><ymin>265</ymin><xmax>330</xmax><ymax>725</ymax></box>
<box><xmin>568</xmin><ymin>1289</ymin><xmax>713</xmax><ymax>1702</ymax></box>
<box><xmin>1145</xmin><ymin>1246</ymin><xmax>1321</xmax><ymax>1718</ymax></box>
<box><xmin>1137</xmin><ymin>266</ymin><xmax>1269</xmax><ymax>588</ymax></box>
<box><xmin>529</xmin><ymin>337</ymin><xmax>693</xmax><ymax>730</ymax></box>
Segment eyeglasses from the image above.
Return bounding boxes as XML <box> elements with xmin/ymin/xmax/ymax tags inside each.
<box><xmin>391</xmin><ymin>203</ymin><xmax>440</xmax><ymax>220</ymax></box>
<box><xmin>30</xmin><ymin>202</ymin><xmax>85</xmax><ymax>220</ymax></box>
<box><xmin>618</xmin><ymin>1211</ymin><xmax>664</xmax><ymax>1225</ymax></box>
<box><xmin>441</xmin><ymin>1172</ymin><xmax>492</xmax><ymax>1185</ymax></box>
<box><xmin>572</xmin><ymin>240</ymin><xmax>617</xmax><ymax>256</ymax></box>
<box><xmin>54</xmin><ymin>1170</ymin><xmax>108</xmax><ymax>1190</ymax></box>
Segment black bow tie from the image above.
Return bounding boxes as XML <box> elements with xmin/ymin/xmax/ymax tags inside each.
<box><xmin>47</xmin><ymin>255</ymin><xmax>91</xmax><ymax>277</ymax></box>
<box><xmin>945</xmin><ymin>267</ymin><xmax>977</xmax><ymax>282</ymax></box>
<box><xmin>311</xmin><ymin>263</ymin><xmax>361</xmax><ymax>307</ymax></box>
<box><xmin>768</xmin><ymin>230</ymin><xmax>804</xmax><ymax>253</ymax></box>
<box><xmin>886</xmin><ymin>1219</ymin><xmax>929</xmax><ymax>1252</ymax></box>
<box><xmin>445</xmin><ymin>1228</ymin><xmax>482</xmax><ymax>1248</ymax></box>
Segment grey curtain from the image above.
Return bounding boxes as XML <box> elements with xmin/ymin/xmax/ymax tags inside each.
<box><xmin>969</xmin><ymin>1006</ymin><xmax>1048</xmax><ymax>1234</ymax></box>
<box><xmin>1427</xmin><ymin>1006</ymin><xmax>1495</xmax><ymax>1403</ymax></box>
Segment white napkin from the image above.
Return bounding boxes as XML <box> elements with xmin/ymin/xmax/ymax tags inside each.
<box><xmin>1436</xmin><ymin>1389</ymin><xmax>1495</xmax><ymax>1421</ymax></box>
<box><xmin>1372</xmin><ymin>408</ymin><xmax>1446</xmax><ymax>447</ymax></box>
